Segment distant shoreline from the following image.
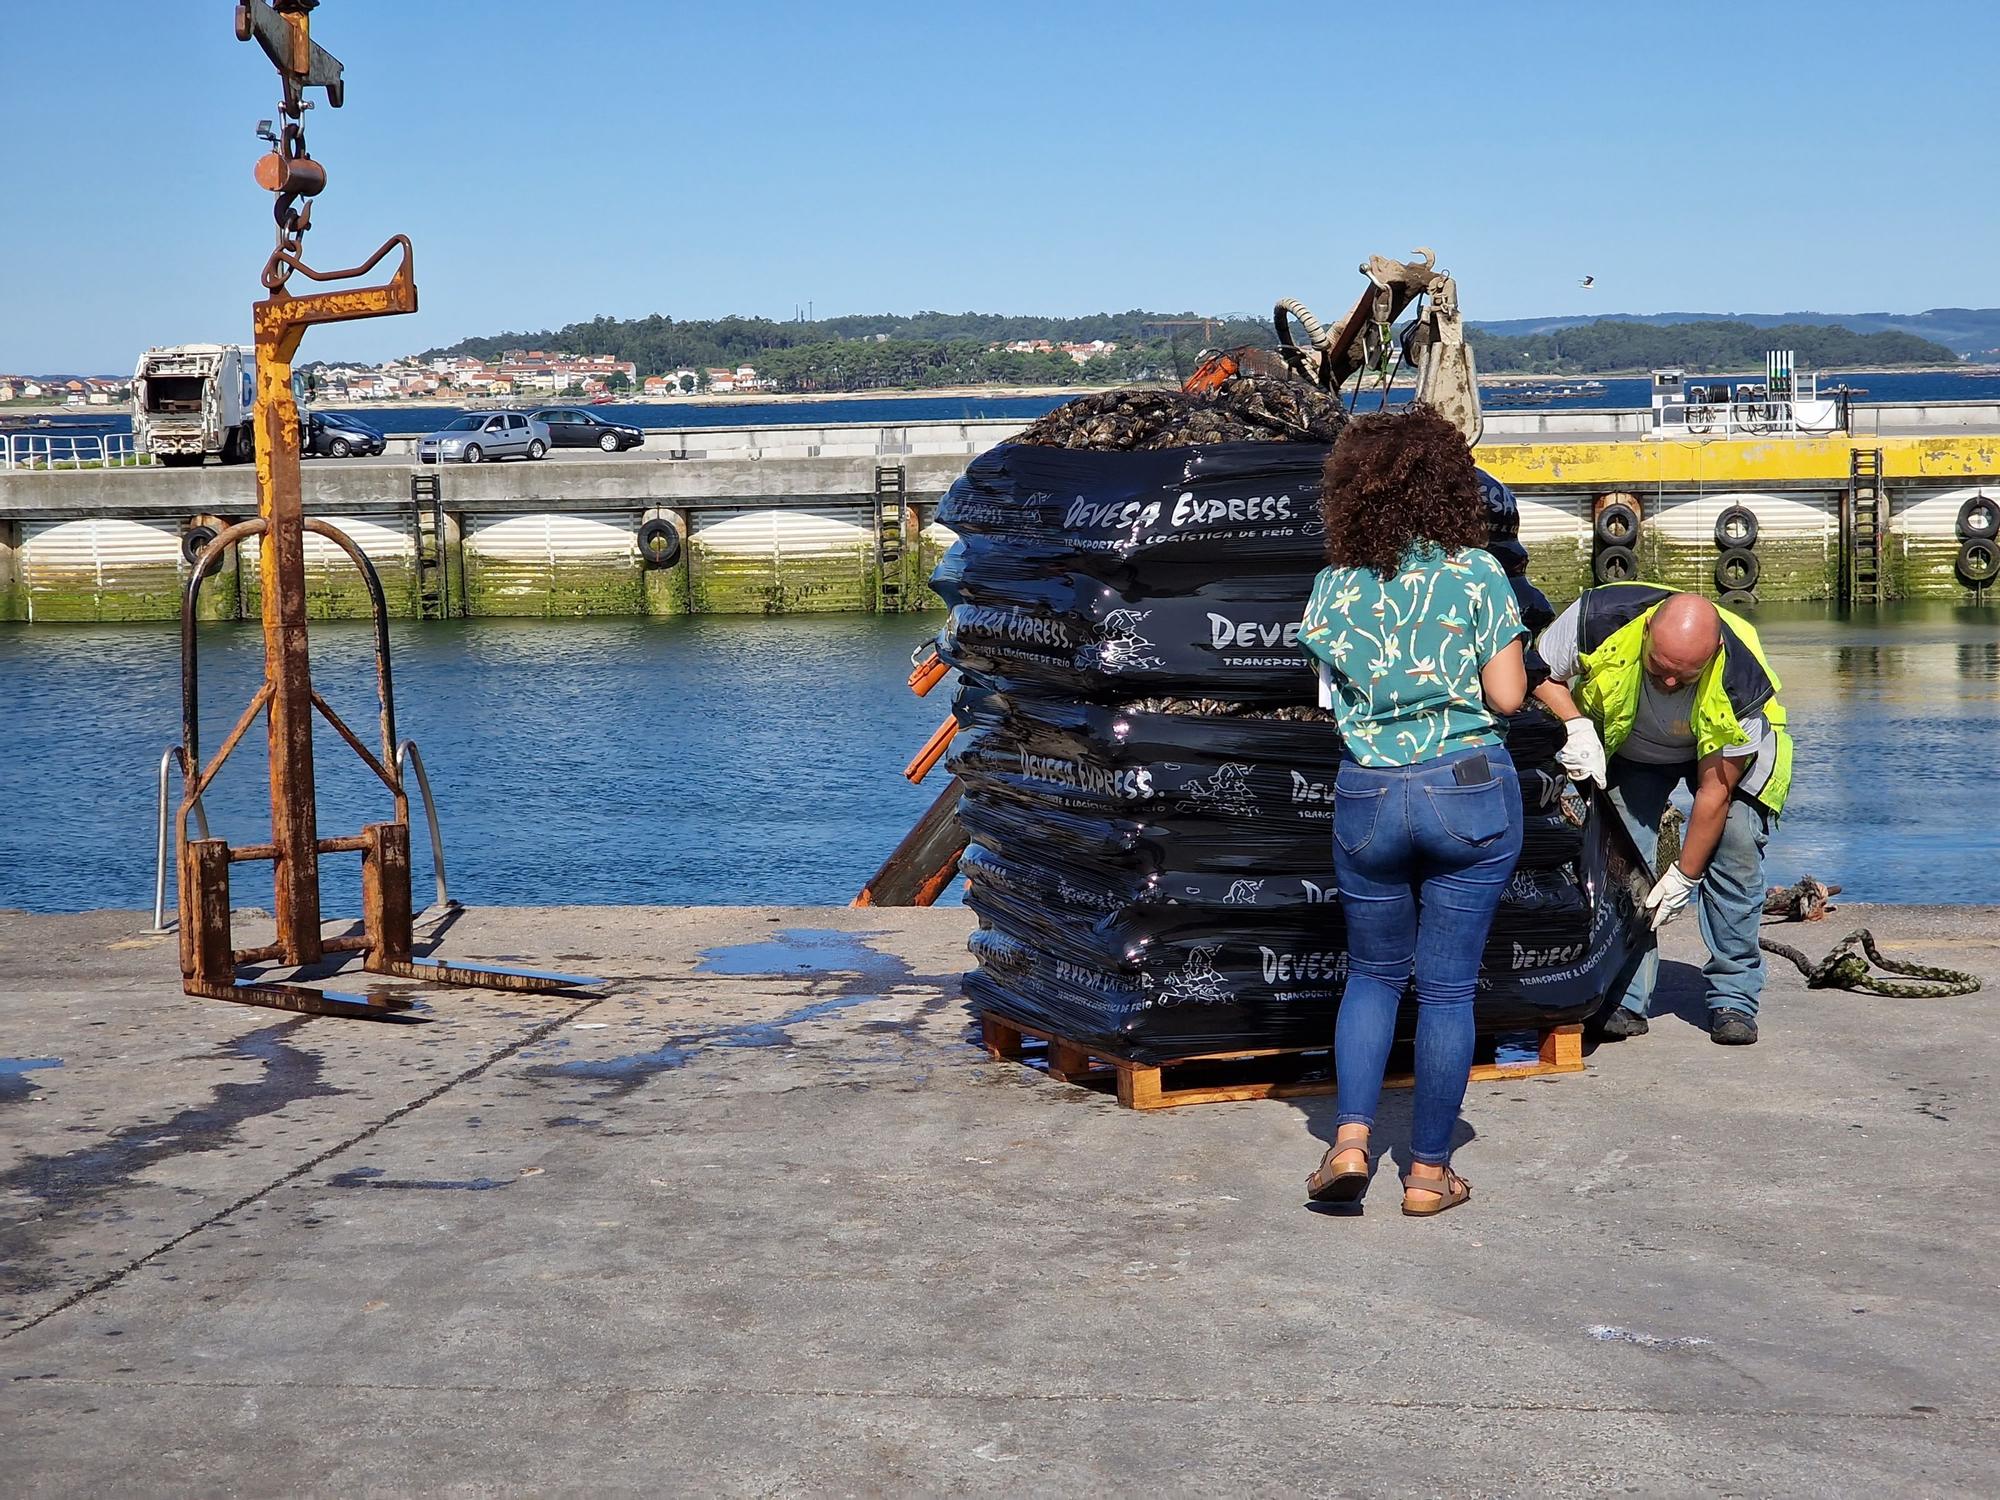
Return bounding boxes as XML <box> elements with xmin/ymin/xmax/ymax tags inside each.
<box><xmin>1480</xmin><ymin>362</ymin><xmax>1994</xmax><ymax>383</ymax></box>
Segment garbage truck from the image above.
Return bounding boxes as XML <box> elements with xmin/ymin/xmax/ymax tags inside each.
<box><xmin>131</xmin><ymin>344</ymin><xmax>256</xmax><ymax>466</ymax></box>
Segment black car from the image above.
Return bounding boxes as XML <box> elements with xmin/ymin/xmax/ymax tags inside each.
<box><xmin>303</xmin><ymin>410</ymin><xmax>387</xmax><ymax>458</ymax></box>
<box><xmin>531</xmin><ymin>407</ymin><xmax>645</xmax><ymax>453</ymax></box>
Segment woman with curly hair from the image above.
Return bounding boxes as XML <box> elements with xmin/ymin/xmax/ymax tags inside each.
<box><xmin>1298</xmin><ymin>406</ymin><xmax>1527</xmax><ymax>1217</ymax></box>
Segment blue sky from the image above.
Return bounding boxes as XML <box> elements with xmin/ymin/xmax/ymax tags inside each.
<box><xmin>5</xmin><ymin>0</ymin><xmax>1996</xmax><ymax>372</ymax></box>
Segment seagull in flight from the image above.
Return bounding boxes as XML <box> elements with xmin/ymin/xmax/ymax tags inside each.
<box><xmin>1579</xmin><ymin>275</ymin><xmax>1595</xmax><ymax>289</ymax></box>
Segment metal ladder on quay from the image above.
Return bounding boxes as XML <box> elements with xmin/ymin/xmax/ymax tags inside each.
<box><xmin>874</xmin><ymin>463</ymin><xmax>908</xmax><ymax>613</ymax></box>
<box><xmin>1844</xmin><ymin>447</ymin><xmax>1886</xmax><ymax>607</ymax></box>
<box><xmin>410</xmin><ymin>470</ymin><xmax>450</xmax><ymax>619</ymax></box>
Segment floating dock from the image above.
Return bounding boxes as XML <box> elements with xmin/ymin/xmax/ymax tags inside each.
<box><xmin>3</xmin><ymin>409</ymin><xmax>1996</xmax><ymax>621</ymax></box>
<box><xmin>2</xmin><ymin>901</ymin><xmax>1996</xmax><ymax>1491</ymax></box>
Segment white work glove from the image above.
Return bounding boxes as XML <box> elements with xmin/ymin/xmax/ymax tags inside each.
<box><xmin>1557</xmin><ymin>717</ymin><xmax>1609</xmax><ymax>789</ymax></box>
<box><xmin>1644</xmin><ymin>865</ymin><xmax>1699</xmax><ymax>931</ymax></box>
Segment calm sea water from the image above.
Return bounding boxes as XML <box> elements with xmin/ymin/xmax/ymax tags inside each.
<box><xmin>0</xmin><ymin>604</ymin><xmax>1994</xmax><ymax>913</ymax></box>
<box><xmin>0</xmin><ymin>615</ymin><xmax>953</xmax><ymax>915</ymax></box>
<box><xmin>15</xmin><ymin>368</ymin><xmax>2000</xmax><ymax>438</ymax></box>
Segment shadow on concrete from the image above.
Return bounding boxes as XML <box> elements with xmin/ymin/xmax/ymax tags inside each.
<box><xmin>1649</xmin><ymin>958</ymin><xmax>1711</xmax><ymax>1029</ymax></box>
<box><xmin>1288</xmin><ymin>1088</ymin><xmax>1479</xmax><ymax>1217</ymax></box>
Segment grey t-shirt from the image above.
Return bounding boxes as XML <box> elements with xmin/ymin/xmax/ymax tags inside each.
<box><xmin>1537</xmin><ymin>600</ymin><xmax>1767</xmax><ymax>763</ymax></box>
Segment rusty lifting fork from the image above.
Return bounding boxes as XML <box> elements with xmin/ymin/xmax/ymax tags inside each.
<box><xmin>167</xmin><ymin>2</ymin><xmax>599</xmax><ymax>1019</ymax></box>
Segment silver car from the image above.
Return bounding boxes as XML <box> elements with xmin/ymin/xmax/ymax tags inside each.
<box><xmin>418</xmin><ymin>411</ymin><xmax>549</xmax><ymax>464</ymax></box>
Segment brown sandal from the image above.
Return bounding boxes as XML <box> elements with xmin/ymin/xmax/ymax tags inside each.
<box><xmin>1307</xmin><ymin>1144</ymin><xmax>1372</xmax><ymax>1203</ymax></box>
<box><xmin>1401</xmin><ymin>1167</ymin><xmax>1471</xmax><ymax>1218</ymax></box>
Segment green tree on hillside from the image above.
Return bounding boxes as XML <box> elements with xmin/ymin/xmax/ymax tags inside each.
<box><xmin>418</xmin><ymin>312</ymin><xmax>1956</xmax><ymax>392</ymax></box>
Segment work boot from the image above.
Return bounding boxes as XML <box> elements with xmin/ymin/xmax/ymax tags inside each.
<box><xmin>1597</xmin><ymin>1007</ymin><xmax>1649</xmax><ymax>1040</ymax></box>
<box><xmin>1710</xmin><ymin>1012</ymin><xmax>1759</xmax><ymax>1046</ymax></box>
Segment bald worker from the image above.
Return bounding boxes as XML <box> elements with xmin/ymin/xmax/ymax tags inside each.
<box><xmin>1531</xmin><ymin>584</ymin><xmax>1794</xmax><ymax>1045</ymax></box>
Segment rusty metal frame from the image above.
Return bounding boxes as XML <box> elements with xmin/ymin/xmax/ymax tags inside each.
<box><xmin>165</xmin><ymin>2</ymin><xmax>598</xmax><ymax>1019</ymax></box>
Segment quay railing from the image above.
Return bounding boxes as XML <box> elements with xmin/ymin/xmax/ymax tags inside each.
<box><xmin>1650</xmin><ymin>395</ymin><xmax>1846</xmax><ymax>440</ymax></box>
<box><xmin>397</xmin><ymin>738</ymin><xmax>451</xmax><ymax>917</ymax></box>
<box><xmin>2</xmin><ymin>430</ymin><xmax>147</xmax><ymax>470</ymax></box>
<box><xmin>150</xmin><ymin>746</ymin><xmax>212</xmax><ymax>934</ymax></box>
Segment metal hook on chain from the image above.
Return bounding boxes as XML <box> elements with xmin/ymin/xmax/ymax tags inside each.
<box><xmin>239</xmin><ymin>0</ymin><xmax>340</xmax><ymax>287</ymax></box>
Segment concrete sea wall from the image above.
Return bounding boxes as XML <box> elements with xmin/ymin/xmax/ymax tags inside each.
<box><xmin>3</xmin><ymin>419</ymin><xmax>1997</xmax><ymax>621</ymax></box>
<box><xmin>1482</xmin><ymin>434</ymin><xmax>2000</xmax><ymax>608</ymax></box>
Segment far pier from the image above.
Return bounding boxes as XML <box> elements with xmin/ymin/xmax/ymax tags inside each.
<box><xmin>3</xmin><ymin>401</ymin><xmax>1998</xmax><ymax>622</ymax></box>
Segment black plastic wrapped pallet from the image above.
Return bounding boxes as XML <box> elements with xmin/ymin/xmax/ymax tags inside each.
<box><xmin>936</xmin><ymin>446</ymin><xmax>1536</xmax><ymax>586</ymax></box>
<box><xmin>960</xmin><ymin>838</ymin><xmax>1589</xmax><ymax>933</ymax></box>
<box><xmin>961</xmin><ymin>795</ymin><xmax>1646</xmax><ymax>1061</ymax></box>
<box><xmin>951</xmin><ymin>682</ymin><xmax>1565</xmax><ymax>779</ymax></box>
<box><xmin>946</xmin><ymin>683</ymin><xmax>1569</xmax><ymax>845</ymax></box>
<box><xmin>930</xmin><ymin>432</ymin><xmax>1630</xmax><ymax>1063</ymax></box>
<box><xmin>934</xmin><ymin>563</ymin><xmax>1325</xmax><ymax>702</ymax></box>
<box><xmin>936</xmin><ymin>442</ymin><xmax>1332</xmax><ymax>575</ymax></box>
<box><xmin>948</xmin><ymin>683</ymin><xmax>1347</xmax><ymax>849</ymax></box>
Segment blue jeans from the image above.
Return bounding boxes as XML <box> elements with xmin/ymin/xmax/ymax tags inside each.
<box><xmin>1331</xmin><ymin>744</ymin><xmax>1524</xmax><ymax>1166</ymax></box>
<box><xmin>1604</xmin><ymin>758</ymin><xmax>1773</xmax><ymax>1019</ymax></box>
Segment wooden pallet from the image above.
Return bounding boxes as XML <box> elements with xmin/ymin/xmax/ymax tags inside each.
<box><xmin>977</xmin><ymin>1011</ymin><xmax>1584</xmax><ymax>1111</ymax></box>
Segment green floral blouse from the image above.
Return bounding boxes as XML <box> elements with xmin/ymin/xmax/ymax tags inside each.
<box><xmin>1299</xmin><ymin>545</ymin><xmax>1526</xmax><ymax>767</ymax></box>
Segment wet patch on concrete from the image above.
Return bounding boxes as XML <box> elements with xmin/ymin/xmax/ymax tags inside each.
<box><xmin>0</xmin><ymin>1023</ymin><xmax>341</xmax><ymax>1300</ymax></box>
<box><xmin>0</xmin><ymin>1057</ymin><xmax>62</xmax><ymax>1106</ymax></box>
<box><xmin>706</xmin><ymin>992</ymin><xmax>886</xmax><ymax>1051</ymax></box>
<box><xmin>527</xmin><ymin>1041</ymin><xmax>694</xmax><ymax>1092</ymax></box>
<box><xmin>327</xmin><ymin>1166</ymin><xmax>513</xmax><ymax>1192</ymax></box>
<box><xmin>693</xmin><ymin>928</ymin><xmax>906</xmax><ymax>980</ymax></box>
<box><xmin>525</xmin><ymin>930</ymin><xmax>939</xmax><ymax>1100</ymax></box>
<box><xmin>522</xmin><ymin>990</ymin><xmax>887</xmax><ymax>1098</ymax></box>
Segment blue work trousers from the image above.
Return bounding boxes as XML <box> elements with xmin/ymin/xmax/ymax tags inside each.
<box><xmin>1604</xmin><ymin>758</ymin><xmax>1773</xmax><ymax>1019</ymax></box>
<box><xmin>1331</xmin><ymin>744</ymin><xmax>1524</xmax><ymax>1166</ymax></box>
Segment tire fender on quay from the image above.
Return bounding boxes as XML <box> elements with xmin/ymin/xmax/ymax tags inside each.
<box><xmin>1714</xmin><ymin>504</ymin><xmax>1760</xmax><ymax>550</ymax></box>
<box><xmin>1593</xmin><ymin>497</ymin><xmax>1641</xmax><ymax>548</ymax></box>
<box><xmin>1592</xmin><ymin>544</ymin><xmax>1639</xmax><ymax>584</ymax></box>
<box><xmin>181</xmin><ymin>519</ymin><xmax>222</xmax><ymax>568</ymax></box>
<box><xmin>1714</xmin><ymin>547</ymin><xmax>1761</xmax><ymax>594</ymax></box>
<box><xmin>638</xmin><ymin>513</ymin><xmax>684</xmax><ymax>569</ymax></box>
<box><xmin>1957</xmin><ymin>494</ymin><xmax>1999</xmax><ymax>541</ymax></box>
<box><xmin>1956</xmin><ymin>538</ymin><xmax>1999</xmax><ymax>586</ymax></box>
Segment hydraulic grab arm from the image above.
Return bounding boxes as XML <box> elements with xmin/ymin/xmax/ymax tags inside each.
<box><xmin>1185</xmin><ymin>249</ymin><xmax>1484</xmax><ymax>445</ymax></box>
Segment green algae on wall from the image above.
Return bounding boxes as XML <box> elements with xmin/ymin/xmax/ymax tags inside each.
<box><xmin>25</xmin><ymin>562</ymin><xmax>182</xmax><ymax>622</ymax></box>
<box><xmin>462</xmin><ymin>554</ymin><xmax>644</xmax><ymax>617</ymax></box>
<box><xmin>192</xmin><ymin>551</ymin><xmax>241</xmax><ymax>622</ymax></box>
<box><xmin>1530</xmin><ymin>530</ymin><xmax>1992</xmax><ymax>607</ymax></box>
<box><xmin>27</xmin><ymin>583</ymin><xmax>182</xmax><ymax>622</ymax></box>
<box><xmin>242</xmin><ymin>558</ymin><xmax>420</xmax><ymax>620</ymax></box>
<box><xmin>902</xmin><ymin>528</ymin><xmax>954</xmax><ymax>613</ymax></box>
<box><xmin>1524</xmin><ymin>539</ymin><xmax>1592</xmax><ymax>608</ymax></box>
<box><xmin>0</xmin><ymin>524</ymin><xmax>19</xmax><ymax>621</ymax></box>
<box><xmin>18</xmin><ymin>559</ymin><xmax>240</xmax><ymax>623</ymax></box>
<box><xmin>642</xmin><ymin>560</ymin><xmax>690</xmax><ymax>616</ymax></box>
<box><xmin>1889</xmin><ymin>536</ymin><xmax>1999</xmax><ymax>601</ymax></box>
<box><xmin>1630</xmin><ymin>532</ymin><xmax>1838</xmax><ymax>603</ymax></box>
<box><xmin>1531</xmin><ymin>533</ymin><xmax>1838</xmax><ymax>608</ymax></box>
<box><xmin>687</xmin><ymin>540</ymin><xmax>873</xmax><ymax>614</ymax></box>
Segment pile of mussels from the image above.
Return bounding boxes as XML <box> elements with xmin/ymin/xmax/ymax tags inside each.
<box><xmin>1011</xmin><ymin>374</ymin><xmax>1348</xmax><ymax>451</ymax></box>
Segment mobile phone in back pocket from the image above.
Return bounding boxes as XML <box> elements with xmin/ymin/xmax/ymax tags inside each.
<box><xmin>1452</xmin><ymin>752</ymin><xmax>1493</xmax><ymax>787</ymax></box>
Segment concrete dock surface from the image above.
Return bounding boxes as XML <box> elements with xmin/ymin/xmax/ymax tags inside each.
<box><xmin>2</xmin><ymin>902</ymin><xmax>1996</xmax><ymax>1497</ymax></box>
